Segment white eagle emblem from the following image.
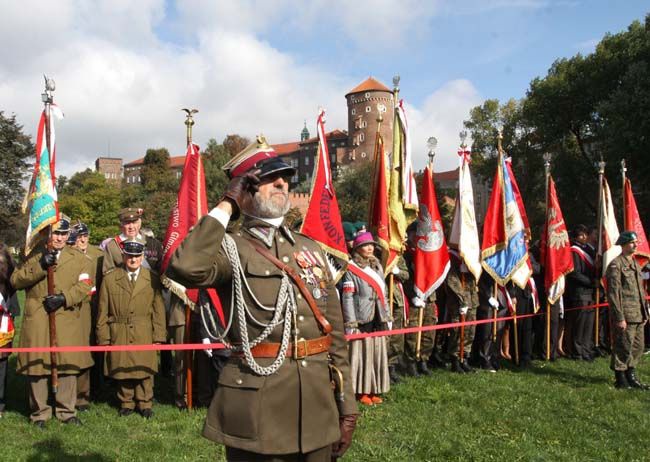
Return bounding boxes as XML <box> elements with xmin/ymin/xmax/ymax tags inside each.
<box><xmin>416</xmin><ymin>205</ymin><xmax>444</xmax><ymax>252</ymax></box>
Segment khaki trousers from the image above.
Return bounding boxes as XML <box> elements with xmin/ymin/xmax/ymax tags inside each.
<box><xmin>168</xmin><ymin>324</ymin><xmax>186</xmax><ymax>407</ymax></box>
<box><xmin>117</xmin><ymin>376</ymin><xmax>154</xmax><ymax>410</ymax></box>
<box><xmin>611</xmin><ymin>322</ymin><xmax>645</xmax><ymax>371</ymax></box>
<box><xmin>445</xmin><ymin>307</ymin><xmax>476</xmax><ymax>360</ymax></box>
<box><xmin>405</xmin><ymin>306</ymin><xmax>436</xmax><ymax>362</ymax></box>
<box><xmin>76</xmin><ymin>368</ymin><xmax>91</xmax><ymax>407</ymax></box>
<box><xmin>28</xmin><ymin>374</ymin><xmax>77</xmax><ymax>422</ymax></box>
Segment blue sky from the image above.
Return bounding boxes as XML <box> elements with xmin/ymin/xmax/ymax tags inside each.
<box><xmin>0</xmin><ymin>1</ymin><xmax>647</xmax><ymax>175</ymax></box>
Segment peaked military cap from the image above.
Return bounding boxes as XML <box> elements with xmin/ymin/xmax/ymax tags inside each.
<box><xmin>66</xmin><ymin>230</ymin><xmax>78</xmax><ymax>245</ymax></box>
<box><xmin>122</xmin><ymin>238</ymin><xmax>145</xmax><ymax>256</ymax></box>
<box><xmin>74</xmin><ymin>221</ymin><xmax>89</xmax><ymax>235</ymax></box>
<box><xmin>616</xmin><ymin>230</ymin><xmax>638</xmax><ymax>246</ymax></box>
<box><xmin>53</xmin><ymin>214</ymin><xmax>71</xmax><ymax>233</ymax></box>
<box><xmin>222</xmin><ymin>135</ymin><xmax>296</xmax><ymax>180</ymax></box>
<box><xmin>119</xmin><ymin>208</ymin><xmax>144</xmax><ymax>223</ymax></box>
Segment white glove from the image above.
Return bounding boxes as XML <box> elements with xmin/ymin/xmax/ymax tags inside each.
<box><xmin>411</xmin><ymin>297</ymin><xmax>426</xmax><ymax>308</ymax></box>
<box><xmin>459</xmin><ymin>306</ymin><xmax>469</xmax><ymax>316</ymax></box>
<box><xmin>488</xmin><ymin>297</ymin><xmax>499</xmax><ymax>309</ymax></box>
<box><xmin>345</xmin><ymin>327</ymin><xmax>360</xmax><ymax>335</ymax></box>
<box><xmin>391</xmin><ymin>266</ymin><xmax>400</xmax><ymax>275</ymax></box>
<box><xmin>202</xmin><ymin>337</ymin><xmax>213</xmax><ymax>358</ymax></box>
<box><xmin>642</xmin><ymin>272</ymin><xmax>650</xmax><ymax>281</ymax></box>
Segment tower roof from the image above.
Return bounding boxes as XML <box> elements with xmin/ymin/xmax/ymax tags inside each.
<box><xmin>346</xmin><ymin>77</ymin><xmax>391</xmax><ymax>96</ymax></box>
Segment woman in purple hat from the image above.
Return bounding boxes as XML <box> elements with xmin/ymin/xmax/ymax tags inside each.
<box><xmin>341</xmin><ymin>232</ymin><xmax>390</xmax><ymax>405</ymax></box>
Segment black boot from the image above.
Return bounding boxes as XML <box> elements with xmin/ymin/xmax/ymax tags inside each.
<box><xmin>404</xmin><ymin>362</ymin><xmax>419</xmax><ymax>377</ymax></box>
<box><xmin>417</xmin><ymin>360</ymin><xmax>432</xmax><ymax>376</ymax></box>
<box><xmin>451</xmin><ymin>359</ymin><xmax>465</xmax><ymax>373</ymax></box>
<box><xmin>625</xmin><ymin>368</ymin><xmax>649</xmax><ymax>390</ymax></box>
<box><xmin>427</xmin><ymin>351</ymin><xmax>447</xmax><ymax>369</ymax></box>
<box><xmin>615</xmin><ymin>370</ymin><xmax>632</xmax><ymax>389</ymax></box>
<box><xmin>388</xmin><ymin>365</ymin><xmax>402</xmax><ymax>385</ymax></box>
<box><xmin>460</xmin><ymin>359</ymin><xmax>475</xmax><ymax>373</ymax></box>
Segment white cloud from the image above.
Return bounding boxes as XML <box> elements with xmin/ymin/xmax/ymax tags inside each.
<box><xmin>0</xmin><ymin>0</ymin><xmax>480</xmax><ymax>181</ymax></box>
<box><xmin>406</xmin><ymin>79</ymin><xmax>482</xmax><ymax>173</ymax></box>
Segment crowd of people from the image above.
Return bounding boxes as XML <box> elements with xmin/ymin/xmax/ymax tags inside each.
<box><xmin>0</xmin><ymin>136</ymin><xmax>648</xmax><ymax>461</ymax></box>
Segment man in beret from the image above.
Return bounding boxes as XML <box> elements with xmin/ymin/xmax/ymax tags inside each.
<box><xmin>97</xmin><ymin>238</ymin><xmax>166</xmax><ymax>417</ymax></box>
<box><xmin>10</xmin><ymin>216</ymin><xmax>94</xmax><ymax>427</ymax></box>
<box><xmin>73</xmin><ymin>222</ymin><xmax>105</xmax><ymax>409</ymax></box>
<box><xmin>102</xmin><ymin>208</ymin><xmax>163</xmax><ymax>275</ymax></box>
<box><xmin>167</xmin><ymin>135</ymin><xmax>358</xmax><ymax>461</ymax></box>
<box><xmin>606</xmin><ymin>231</ymin><xmax>649</xmax><ymax>389</ymax></box>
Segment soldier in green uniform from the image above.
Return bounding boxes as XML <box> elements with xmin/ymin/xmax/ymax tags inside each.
<box><xmin>606</xmin><ymin>231</ymin><xmax>649</xmax><ymax>389</ymax></box>
<box><xmin>387</xmin><ymin>255</ymin><xmax>413</xmax><ymax>380</ymax></box>
<box><xmin>167</xmin><ymin>136</ymin><xmax>358</xmax><ymax>461</ymax></box>
<box><xmin>73</xmin><ymin>221</ymin><xmax>104</xmax><ymax>409</ymax></box>
<box><xmin>96</xmin><ymin>239</ymin><xmax>167</xmax><ymax>417</ymax></box>
<box><xmin>11</xmin><ymin>217</ymin><xmax>94</xmax><ymax>427</ymax></box>
<box><xmin>445</xmin><ymin>250</ymin><xmax>479</xmax><ymax>373</ymax></box>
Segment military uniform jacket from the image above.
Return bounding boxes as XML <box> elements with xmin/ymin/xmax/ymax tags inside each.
<box><xmin>11</xmin><ymin>246</ymin><xmax>94</xmax><ymax>376</ymax></box>
<box><xmin>341</xmin><ymin>257</ymin><xmax>390</xmax><ymax>327</ymax></box>
<box><xmin>606</xmin><ymin>254</ymin><xmax>648</xmax><ymax>324</ymax></box>
<box><xmin>102</xmin><ymin>234</ymin><xmax>163</xmax><ymax>275</ymax></box>
<box><xmin>96</xmin><ymin>267</ymin><xmax>166</xmax><ymax>379</ymax></box>
<box><xmin>167</xmin><ymin>215</ymin><xmax>357</xmax><ymax>455</ymax></box>
<box><xmin>79</xmin><ymin>245</ymin><xmax>104</xmax><ymax>345</ymax></box>
<box><xmin>445</xmin><ymin>255</ymin><xmax>479</xmax><ymax>312</ymax></box>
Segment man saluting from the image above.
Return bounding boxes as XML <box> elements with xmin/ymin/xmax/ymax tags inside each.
<box><xmin>167</xmin><ymin>136</ymin><xmax>358</xmax><ymax>461</ymax></box>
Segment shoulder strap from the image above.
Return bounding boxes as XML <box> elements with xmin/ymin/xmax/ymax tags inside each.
<box><xmin>245</xmin><ymin>237</ymin><xmax>332</xmax><ymax>334</ymax></box>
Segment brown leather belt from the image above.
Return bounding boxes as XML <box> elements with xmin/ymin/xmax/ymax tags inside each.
<box><xmin>241</xmin><ymin>335</ymin><xmax>331</xmax><ymax>359</ymax></box>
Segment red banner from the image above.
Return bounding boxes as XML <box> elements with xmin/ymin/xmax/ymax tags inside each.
<box><xmin>541</xmin><ymin>176</ymin><xmax>574</xmax><ymax>303</ymax></box>
<box><xmin>300</xmin><ymin>110</ymin><xmax>348</xmax><ymax>261</ymax></box>
<box><xmin>161</xmin><ymin>143</ymin><xmax>224</xmax><ymax>324</ymax></box>
<box><xmin>412</xmin><ymin>165</ymin><xmax>450</xmax><ymax>299</ymax></box>
<box><xmin>624</xmin><ymin>178</ymin><xmax>650</xmax><ymax>265</ymax></box>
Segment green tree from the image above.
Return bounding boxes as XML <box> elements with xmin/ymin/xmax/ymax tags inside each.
<box><xmin>203</xmin><ymin>138</ymin><xmax>232</xmax><ymax>207</ymax></box>
<box><xmin>58</xmin><ymin>169</ymin><xmax>122</xmax><ymax>243</ymax></box>
<box><xmin>0</xmin><ymin>112</ymin><xmax>34</xmax><ymax>247</ymax></box>
<box><xmin>141</xmin><ymin>148</ymin><xmax>178</xmax><ymax>194</ymax></box>
<box><xmin>335</xmin><ymin>162</ymin><xmax>373</xmax><ymax>223</ymax></box>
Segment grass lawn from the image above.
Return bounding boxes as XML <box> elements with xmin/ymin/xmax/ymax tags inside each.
<box><xmin>4</xmin><ymin>292</ymin><xmax>650</xmax><ymax>461</ymax></box>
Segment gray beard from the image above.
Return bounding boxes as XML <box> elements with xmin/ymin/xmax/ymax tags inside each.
<box><xmin>249</xmin><ymin>191</ymin><xmax>291</xmax><ymax>219</ymax></box>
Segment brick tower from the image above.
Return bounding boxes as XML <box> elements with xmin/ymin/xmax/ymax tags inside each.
<box><xmin>344</xmin><ymin>76</ymin><xmax>394</xmax><ymax>165</ymax></box>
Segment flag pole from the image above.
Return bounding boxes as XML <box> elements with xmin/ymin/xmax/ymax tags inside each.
<box><xmin>595</xmin><ymin>159</ymin><xmax>605</xmax><ymax>350</ymax></box>
<box><xmin>416</xmin><ymin>140</ymin><xmax>437</xmax><ymax>360</ymax></box>
<box><xmin>543</xmin><ymin>153</ymin><xmax>552</xmax><ymax>361</ymax></box>
<box><xmin>497</xmin><ymin>129</ymin><xmax>518</xmax><ymax>365</ymax></box>
<box><xmin>41</xmin><ymin>76</ymin><xmax>59</xmax><ymax>394</ymax></box>
<box><xmin>182</xmin><ymin>108</ymin><xmax>198</xmax><ymax>410</ymax></box>
<box><xmin>621</xmin><ymin>159</ymin><xmax>627</xmax><ymax>229</ymax></box>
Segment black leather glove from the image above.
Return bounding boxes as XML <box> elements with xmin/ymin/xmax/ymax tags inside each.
<box><xmin>43</xmin><ymin>294</ymin><xmax>66</xmax><ymax>313</ymax></box>
<box><xmin>331</xmin><ymin>414</ymin><xmax>358</xmax><ymax>459</ymax></box>
<box><xmin>39</xmin><ymin>250</ymin><xmax>58</xmax><ymax>271</ymax></box>
<box><xmin>221</xmin><ymin>170</ymin><xmax>261</xmax><ymax>220</ymax></box>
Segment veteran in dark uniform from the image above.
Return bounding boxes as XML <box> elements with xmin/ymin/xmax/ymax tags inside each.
<box><xmin>72</xmin><ymin>221</ymin><xmax>104</xmax><ymax>410</ymax></box>
<box><xmin>606</xmin><ymin>231</ymin><xmax>649</xmax><ymax>389</ymax></box>
<box><xmin>97</xmin><ymin>239</ymin><xmax>167</xmax><ymax>416</ymax></box>
<box><xmin>167</xmin><ymin>136</ymin><xmax>358</xmax><ymax>461</ymax></box>
<box><xmin>10</xmin><ymin>217</ymin><xmax>94</xmax><ymax>427</ymax></box>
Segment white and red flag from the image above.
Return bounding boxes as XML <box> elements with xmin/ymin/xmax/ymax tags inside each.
<box><xmin>541</xmin><ymin>176</ymin><xmax>574</xmax><ymax>304</ymax></box>
<box><xmin>448</xmin><ymin>149</ymin><xmax>482</xmax><ymax>281</ymax></box>
<box><xmin>161</xmin><ymin>142</ymin><xmax>224</xmax><ymax>324</ymax></box>
<box><xmin>623</xmin><ymin>178</ymin><xmax>650</xmax><ymax>267</ymax></box>
<box><xmin>300</xmin><ymin>110</ymin><xmax>349</xmax><ymax>281</ymax></box>
<box><xmin>600</xmin><ymin>177</ymin><xmax>621</xmax><ymax>277</ymax></box>
<box><xmin>412</xmin><ymin>164</ymin><xmax>450</xmax><ymax>299</ymax></box>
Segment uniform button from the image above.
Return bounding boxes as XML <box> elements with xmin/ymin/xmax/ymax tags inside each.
<box><xmin>301</xmin><ymin>360</ymin><xmax>308</xmax><ymax>367</ymax></box>
<box><xmin>282</xmin><ymin>256</ymin><xmax>290</xmax><ymax>263</ymax></box>
<box><xmin>298</xmin><ymin>315</ymin><xmax>305</xmax><ymax>322</ymax></box>
<box><xmin>297</xmin><ymin>294</ymin><xmax>303</xmax><ymax>300</ymax></box>
<box><xmin>237</xmin><ymin>232</ymin><xmax>242</xmax><ymax>236</ymax></box>
<box><xmin>299</xmin><ymin>337</ymin><xmax>305</xmax><ymax>342</ymax></box>
<box><xmin>265</xmin><ymin>270</ymin><xmax>270</xmax><ymax>276</ymax></box>
<box><xmin>235</xmin><ymin>378</ymin><xmax>243</xmax><ymax>385</ymax></box>
<box><xmin>279</xmin><ymin>237</ymin><xmax>285</xmax><ymax>243</ymax></box>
